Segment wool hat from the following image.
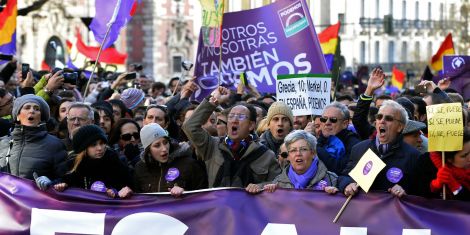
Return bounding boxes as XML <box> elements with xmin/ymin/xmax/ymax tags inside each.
<box><xmin>266</xmin><ymin>101</ymin><xmax>294</xmax><ymax>126</ymax></box>
<box><xmin>72</xmin><ymin>124</ymin><xmax>108</xmax><ymax>153</ymax></box>
<box><xmin>120</xmin><ymin>88</ymin><xmax>145</xmax><ymax>110</ymax></box>
<box><xmin>402</xmin><ymin>120</ymin><xmax>426</xmax><ymax>135</ymax></box>
<box><xmin>12</xmin><ymin>94</ymin><xmax>50</xmax><ymax>122</ymax></box>
<box><xmin>140</xmin><ymin>123</ymin><xmax>169</xmax><ymax>150</ymax></box>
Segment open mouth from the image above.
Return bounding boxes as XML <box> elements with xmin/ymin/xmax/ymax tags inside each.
<box><xmin>28</xmin><ymin>117</ymin><xmax>34</xmax><ymax>121</ymax></box>
<box><xmin>294</xmin><ymin>158</ymin><xmax>303</xmax><ymax>163</ymax></box>
<box><xmin>231</xmin><ymin>126</ymin><xmax>238</xmax><ymax>135</ymax></box>
<box><xmin>277</xmin><ymin>129</ymin><xmax>284</xmax><ymax>135</ymax></box>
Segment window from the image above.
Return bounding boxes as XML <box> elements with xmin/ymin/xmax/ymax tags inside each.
<box><xmin>360</xmin><ymin>41</ymin><xmax>366</xmax><ymax>64</ymax></box>
<box><xmin>401</xmin><ymin>42</ymin><xmax>408</xmax><ymax>62</ymax></box>
<box><xmin>428</xmin><ymin>2</ymin><xmax>432</xmax><ymax>20</ymax></box>
<box><xmin>415</xmin><ymin>42</ymin><xmax>421</xmax><ymax>61</ymax></box>
<box><xmin>375</xmin><ymin>41</ymin><xmax>380</xmax><ymax>63</ymax></box>
<box><xmin>361</xmin><ymin>0</ymin><xmax>365</xmax><ymax>17</ymax></box>
<box><xmin>427</xmin><ymin>42</ymin><xmax>433</xmax><ymax>59</ymax></box>
<box><xmin>388</xmin><ymin>41</ymin><xmax>395</xmax><ymax>63</ymax></box>
<box><xmin>415</xmin><ymin>1</ymin><xmax>419</xmax><ymax>20</ymax></box>
<box><xmin>389</xmin><ymin>0</ymin><xmax>393</xmax><ymax>14</ymax></box>
<box><xmin>440</xmin><ymin>3</ymin><xmax>444</xmax><ymax>21</ymax></box>
<box><xmin>172</xmin><ymin>55</ymin><xmax>182</xmax><ymax>73</ymax></box>
<box><xmin>402</xmin><ymin>0</ymin><xmax>407</xmax><ymax>19</ymax></box>
<box><xmin>376</xmin><ymin>0</ymin><xmax>380</xmax><ymax>18</ymax></box>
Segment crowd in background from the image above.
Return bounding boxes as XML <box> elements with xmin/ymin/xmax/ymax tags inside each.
<box><xmin>0</xmin><ymin>58</ymin><xmax>468</xmax><ymax>201</ymax></box>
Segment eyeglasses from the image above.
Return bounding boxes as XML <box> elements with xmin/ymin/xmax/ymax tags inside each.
<box><xmin>227</xmin><ymin>113</ymin><xmax>248</xmax><ymax>121</ymax></box>
<box><xmin>67</xmin><ymin>116</ymin><xmax>89</xmax><ymax>123</ymax></box>
<box><xmin>217</xmin><ymin>119</ymin><xmax>227</xmax><ymax>125</ymax></box>
<box><xmin>375</xmin><ymin>114</ymin><xmax>403</xmax><ymax>123</ymax></box>
<box><xmin>120</xmin><ymin>132</ymin><xmax>140</xmax><ymax>141</ymax></box>
<box><xmin>279</xmin><ymin>152</ymin><xmax>288</xmax><ymax>158</ymax></box>
<box><xmin>319</xmin><ymin>116</ymin><xmax>343</xmax><ymax>123</ymax></box>
<box><xmin>288</xmin><ymin>147</ymin><xmax>310</xmax><ymax>155</ymax></box>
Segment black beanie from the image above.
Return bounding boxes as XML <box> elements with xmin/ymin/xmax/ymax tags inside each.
<box><xmin>72</xmin><ymin>125</ymin><xmax>108</xmax><ymax>153</ymax></box>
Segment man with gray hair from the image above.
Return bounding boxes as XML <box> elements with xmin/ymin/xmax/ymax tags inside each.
<box><xmin>62</xmin><ymin>103</ymin><xmax>94</xmax><ymax>151</ymax></box>
<box><xmin>338</xmin><ymin>99</ymin><xmax>421</xmax><ymax>198</ymax></box>
<box><xmin>316</xmin><ymin>101</ymin><xmax>361</xmax><ymax>175</ymax></box>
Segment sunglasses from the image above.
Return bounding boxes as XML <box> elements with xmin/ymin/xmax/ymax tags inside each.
<box><xmin>319</xmin><ymin>116</ymin><xmax>343</xmax><ymax>123</ymax></box>
<box><xmin>279</xmin><ymin>152</ymin><xmax>288</xmax><ymax>158</ymax></box>
<box><xmin>375</xmin><ymin>114</ymin><xmax>403</xmax><ymax>123</ymax></box>
<box><xmin>121</xmin><ymin>132</ymin><xmax>140</xmax><ymax>141</ymax></box>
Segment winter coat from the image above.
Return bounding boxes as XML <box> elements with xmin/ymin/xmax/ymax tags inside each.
<box><xmin>61</xmin><ymin>148</ymin><xmax>132</xmax><ymax>191</ymax></box>
<box><xmin>338</xmin><ymin>137</ymin><xmax>421</xmax><ymax>194</ymax></box>
<box><xmin>182</xmin><ymin>99</ymin><xmax>281</xmax><ymax>188</ymax></box>
<box><xmin>273</xmin><ymin>159</ymin><xmax>337</xmax><ymax>189</ymax></box>
<box><xmin>133</xmin><ymin>142</ymin><xmax>207</xmax><ymax>193</ymax></box>
<box><xmin>2</xmin><ymin>124</ymin><xmax>67</xmax><ymax>180</ymax></box>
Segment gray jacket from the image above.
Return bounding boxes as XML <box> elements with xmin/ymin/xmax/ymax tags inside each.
<box><xmin>182</xmin><ymin>99</ymin><xmax>281</xmax><ymax>188</ymax></box>
<box><xmin>273</xmin><ymin>159</ymin><xmax>338</xmax><ymax>189</ymax></box>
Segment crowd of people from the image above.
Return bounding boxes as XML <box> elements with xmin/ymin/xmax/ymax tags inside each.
<box><xmin>0</xmin><ymin>59</ymin><xmax>468</xmax><ymax>201</ymax></box>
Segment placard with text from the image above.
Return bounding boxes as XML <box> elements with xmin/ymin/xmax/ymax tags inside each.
<box><xmin>426</xmin><ymin>103</ymin><xmax>464</xmax><ymax>152</ymax></box>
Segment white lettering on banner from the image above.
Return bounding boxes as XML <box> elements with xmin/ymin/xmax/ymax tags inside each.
<box><xmin>112</xmin><ymin>212</ymin><xmax>188</xmax><ymax>235</ymax></box>
<box><xmin>29</xmin><ymin>208</ymin><xmax>433</xmax><ymax>235</ymax></box>
<box><xmin>276</xmin><ymin>75</ymin><xmax>331</xmax><ymax>116</ymax></box>
<box><xmin>30</xmin><ymin>208</ymin><xmax>106</xmax><ymax>235</ymax></box>
<box><xmin>261</xmin><ymin>223</ymin><xmax>298</xmax><ymax>235</ymax></box>
<box><xmin>340</xmin><ymin>227</ymin><xmax>367</xmax><ymax>235</ymax></box>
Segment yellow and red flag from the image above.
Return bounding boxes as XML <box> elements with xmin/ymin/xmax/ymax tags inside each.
<box><xmin>430</xmin><ymin>33</ymin><xmax>455</xmax><ymax>72</ymax></box>
<box><xmin>391</xmin><ymin>66</ymin><xmax>405</xmax><ymax>89</ymax></box>
<box><xmin>318</xmin><ymin>22</ymin><xmax>340</xmax><ymax>71</ymax></box>
<box><xmin>0</xmin><ymin>0</ymin><xmax>17</xmax><ymax>55</ymax></box>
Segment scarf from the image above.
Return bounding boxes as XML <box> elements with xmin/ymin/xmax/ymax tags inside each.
<box><xmin>325</xmin><ymin>135</ymin><xmax>346</xmax><ymax>160</ymax></box>
<box><xmin>288</xmin><ymin>157</ymin><xmax>319</xmax><ymax>189</ymax></box>
<box><xmin>262</xmin><ymin>131</ymin><xmax>284</xmax><ymax>156</ymax></box>
<box><xmin>430</xmin><ymin>152</ymin><xmax>470</xmax><ymax>191</ymax></box>
<box><xmin>375</xmin><ymin>136</ymin><xmax>389</xmax><ymax>155</ymax></box>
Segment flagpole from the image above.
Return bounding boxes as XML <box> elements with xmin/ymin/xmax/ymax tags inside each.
<box><xmin>442</xmin><ymin>151</ymin><xmax>446</xmax><ymax>200</ymax></box>
<box><xmin>83</xmin><ymin>0</ymin><xmax>123</xmax><ymax>99</ymax></box>
<box><xmin>333</xmin><ymin>194</ymin><xmax>353</xmax><ymax>223</ymax></box>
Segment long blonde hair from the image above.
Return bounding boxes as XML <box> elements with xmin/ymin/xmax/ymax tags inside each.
<box><xmin>69</xmin><ymin>150</ymin><xmax>87</xmax><ymax>173</ymax></box>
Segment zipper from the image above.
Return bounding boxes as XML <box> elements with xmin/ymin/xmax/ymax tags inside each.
<box><xmin>158</xmin><ymin>162</ymin><xmax>163</xmax><ymax>192</ymax></box>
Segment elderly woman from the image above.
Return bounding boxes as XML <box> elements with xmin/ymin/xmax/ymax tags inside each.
<box><xmin>3</xmin><ymin>94</ymin><xmax>67</xmax><ymax>180</ymax></box>
<box><xmin>246</xmin><ymin>130</ymin><xmax>338</xmax><ymax>194</ymax></box>
<box><xmin>133</xmin><ymin>123</ymin><xmax>207</xmax><ymax>196</ymax></box>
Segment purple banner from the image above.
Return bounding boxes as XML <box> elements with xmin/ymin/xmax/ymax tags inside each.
<box><xmin>193</xmin><ymin>0</ymin><xmax>328</xmax><ymax>100</ymax></box>
<box><xmin>1</xmin><ymin>173</ymin><xmax>470</xmax><ymax>234</ymax></box>
<box><xmin>442</xmin><ymin>55</ymin><xmax>470</xmax><ymax>100</ymax></box>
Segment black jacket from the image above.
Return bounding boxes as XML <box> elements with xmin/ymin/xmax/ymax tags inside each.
<box><xmin>317</xmin><ymin>129</ymin><xmax>361</xmax><ymax>175</ymax></box>
<box><xmin>338</xmin><ymin>137</ymin><xmax>421</xmax><ymax>194</ymax></box>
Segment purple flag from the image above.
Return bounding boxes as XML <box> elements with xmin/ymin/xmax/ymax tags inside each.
<box><xmin>193</xmin><ymin>0</ymin><xmax>328</xmax><ymax>101</ymax></box>
<box><xmin>442</xmin><ymin>55</ymin><xmax>470</xmax><ymax>100</ymax></box>
<box><xmin>90</xmin><ymin>0</ymin><xmax>136</xmax><ymax>49</ymax></box>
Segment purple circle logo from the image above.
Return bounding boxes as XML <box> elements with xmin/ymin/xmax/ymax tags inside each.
<box><xmin>386</xmin><ymin>167</ymin><xmax>403</xmax><ymax>183</ymax></box>
<box><xmin>90</xmin><ymin>181</ymin><xmax>106</xmax><ymax>192</ymax></box>
<box><xmin>165</xmin><ymin>168</ymin><xmax>180</xmax><ymax>182</ymax></box>
<box><xmin>314</xmin><ymin>180</ymin><xmax>328</xmax><ymax>191</ymax></box>
<box><xmin>362</xmin><ymin>161</ymin><xmax>373</xmax><ymax>175</ymax></box>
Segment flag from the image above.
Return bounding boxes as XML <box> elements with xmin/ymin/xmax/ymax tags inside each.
<box><xmin>0</xmin><ymin>0</ymin><xmax>17</xmax><ymax>56</ymax></box>
<box><xmin>200</xmin><ymin>0</ymin><xmax>225</xmax><ymax>47</ymax></box>
<box><xmin>68</xmin><ymin>30</ymin><xmax>127</xmax><ymax>71</ymax></box>
<box><xmin>318</xmin><ymin>22</ymin><xmax>340</xmax><ymax>71</ymax></box>
<box><xmin>89</xmin><ymin>0</ymin><xmax>138</xmax><ymax>49</ymax></box>
<box><xmin>391</xmin><ymin>66</ymin><xmax>405</xmax><ymax>89</ymax></box>
<box><xmin>430</xmin><ymin>33</ymin><xmax>454</xmax><ymax>72</ymax></box>
<box><xmin>348</xmin><ymin>149</ymin><xmax>386</xmax><ymax>193</ymax></box>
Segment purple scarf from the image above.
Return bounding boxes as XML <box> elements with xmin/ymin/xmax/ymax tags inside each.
<box><xmin>288</xmin><ymin>157</ymin><xmax>319</xmax><ymax>189</ymax></box>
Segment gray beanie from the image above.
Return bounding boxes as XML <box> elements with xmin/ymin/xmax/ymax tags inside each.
<box><xmin>12</xmin><ymin>94</ymin><xmax>50</xmax><ymax>122</ymax></box>
<box><xmin>140</xmin><ymin>123</ymin><xmax>169</xmax><ymax>149</ymax></box>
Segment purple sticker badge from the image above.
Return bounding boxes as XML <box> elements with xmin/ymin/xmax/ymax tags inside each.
<box><xmin>90</xmin><ymin>181</ymin><xmax>106</xmax><ymax>192</ymax></box>
<box><xmin>386</xmin><ymin>167</ymin><xmax>403</xmax><ymax>183</ymax></box>
<box><xmin>363</xmin><ymin>161</ymin><xmax>373</xmax><ymax>175</ymax></box>
<box><xmin>165</xmin><ymin>168</ymin><xmax>180</xmax><ymax>182</ymax></box>
<box><xmin>313</xmin><ymin>180</ymin><xmax>328</xmax><ymax>191</ymax></box>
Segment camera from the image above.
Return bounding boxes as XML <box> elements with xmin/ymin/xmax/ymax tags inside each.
<box><xmin>63</xmin><ymin>72</ymin><xmax>78</xmax><ymax>85</ymax></box>
<box><xmin>182</xmin><ymin>61</ymin><xmax>193</xmax><ymax>71</ymax></box>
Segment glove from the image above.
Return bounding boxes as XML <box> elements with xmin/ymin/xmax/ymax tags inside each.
<box><xmin>430</xmin><ymin>167</ymin><xmax>461</xmax><ymax>192</ymax></box>
<box><xmin>124</xmin><ymin>144</ymin><xmax>140</xmax><ymax>160</ymax></box>
<box><xmin>34</xmin><ymin>174</ymin><xmax>52</xmax><ymax>190</ymax></box>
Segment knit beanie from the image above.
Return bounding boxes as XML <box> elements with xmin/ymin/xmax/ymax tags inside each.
<box><xmin>72</xmin><ymin>125</ymin><xmax>108</xmax><ymax>153</ymax></box>
<box><xmin>120</xmin><ymin>88</ymin><xmax>145</xmax><ymax>110</ymax></box>
<box><xmin>12</xmin><ymin>94</ymin><xmax>50</xmax><ymax>122</ymax></box>
<box><xmin>266</xmin><ymin>101</ymin><xmax>294</xmax><ymax>126</ymax></box>
<box><xmin>140</xmin><ymin>123</ymin><xmax>169</xmax><ymax>150</ymax></box>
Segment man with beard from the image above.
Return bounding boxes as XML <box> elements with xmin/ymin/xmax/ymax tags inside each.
<box><xmin>259</xmin><ymin>102</ymin><xmax>294</xmax><ymax>156</ymax></box>
<box><xmin>183</xmin><ymin>86</ymin><xmax>280</xmax><ymax>188</ymax></box>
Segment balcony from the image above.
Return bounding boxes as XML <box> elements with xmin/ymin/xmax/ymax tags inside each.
<box><xmin>359</xmin><ymin>17</ymin><xmax>458</xmax><ymax>31</ymax></box>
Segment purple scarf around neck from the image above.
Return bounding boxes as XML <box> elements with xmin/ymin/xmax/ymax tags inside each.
<box><xmin>288</xmin><ymin>157</ymin><xmax>319</xmax><ymax>189</ymax></box>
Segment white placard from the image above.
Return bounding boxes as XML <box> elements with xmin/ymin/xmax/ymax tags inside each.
<box><xmin>276</xmin><ymin>74</ymin><xmax>331</xmax><ymax>116</ymax></box>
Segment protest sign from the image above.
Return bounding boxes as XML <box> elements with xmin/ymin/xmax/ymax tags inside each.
<box><xmin>193</xmin><ymin>0</ymin><xmax>328</xmax><ymax>101</ymax></box>
<box><xmin>276</xmin><ymin>74</ymin><xmax>331</xmax><ymax>116</ymax></box>
<box><xmin>443</xmin><ymin>55</ymin><xmax>470</xmax><ymax>101</ymax></box>
<box><xmin>426</xmin><ymin>103</ymin><xmax>464</xmax><ymax>152</ymax></box>
<box><xmin>348</xmin><ymin>149</ymin><xmax>386</xmax><ymax>193</ymax></box>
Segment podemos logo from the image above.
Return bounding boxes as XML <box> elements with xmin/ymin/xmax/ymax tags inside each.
<box><xmin>278</xmin><ymin>1</ymin><xmax>309</xmax><ymax>37</ymax></box>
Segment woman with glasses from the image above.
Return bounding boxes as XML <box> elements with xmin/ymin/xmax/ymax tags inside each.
<box><xmin>109</xmin><ymin>119</ymin><xmax>142</xmax><ymax>168</ymax></box>
<box><xmin>133</xmin><ymin>123</ymin><xmax>207</xmax><ymax>195</ymax></box>
<box><xmin>246</xmin><ymin>130</ymin><xmax>338</xmax><ymax>194</ymax></box>
<box><xmin>53</xmin><ymin>125</ymin><xmax>133</xmax><ymax>199</ymax></box>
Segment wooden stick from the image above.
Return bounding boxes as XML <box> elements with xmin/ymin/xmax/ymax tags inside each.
<box><xmin>442</xmin><ymin>151</ymin><xmax>446</xmax><ymax>200</ymax></box>
<box><xmin>333</xmin><ymin>194</ymin><xmax>353</xmax><ymax>223</ymax></box>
